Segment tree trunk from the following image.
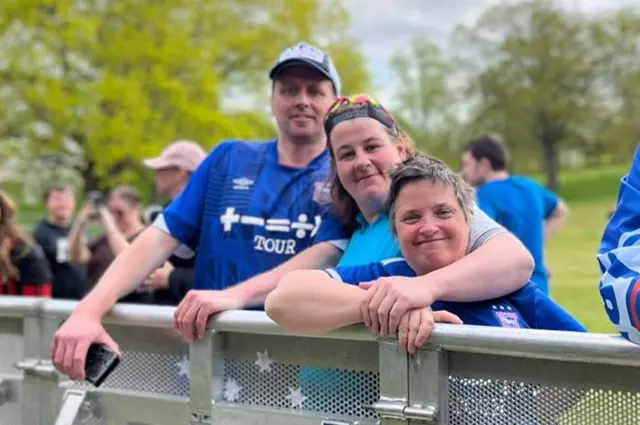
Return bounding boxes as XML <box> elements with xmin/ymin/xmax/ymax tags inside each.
<box><xmin>82</xmin><ymin>160</ymin><xmax>100</xmax><ymax>193</ymax></box>
<box><xmin>541</xmin><ymin>136</ymin><xmax>560</xmax><ymax>191</ymax></box>
<box><xmin>534</xmin><ymin>109</ymin><xmax>564</xmax><ymax>191</ymax></box>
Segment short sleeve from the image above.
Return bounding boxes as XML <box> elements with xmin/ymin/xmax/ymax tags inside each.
<box><xmin>313</xmin><ymin>211</ymin><xmax>349</xmax><ymax>251</ymax></box>
<box><xmin>325</xmin><ymin>258</ymin><xmax>415</xmax><ymax>285</ymax></box>
<box><xmin>467</xmin><ymin>204</ymin><xmax>507</xmax><ymax>253</ymax></box>
<box><xmin>538</xmin><ymin>183</ymin><xmax>560</xmax><ymax>219</ymax></box>
<box><xmin>155</xmin><ymin>142</ymin><xmax>232</xmax><ymax>250</ymax></box>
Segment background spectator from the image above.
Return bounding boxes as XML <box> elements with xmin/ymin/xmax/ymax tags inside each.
<box><xmin>0</xmin><ymin>190</ymin><xmax>52</xmax><ymax>297</ymax></box>
<box><xmin>461</xmin><ymin>134</ymin><xmax>569</xmax><ymax>296</ymax></box>
<box><xmin>33</xmin><ymin>184</ymin><xmax>88</xmax><ymax>300</ymax></box>
<box><xmin>139</xmin><ymin>140</ymin><xmax>207</xmax><ymax>305</ymax></box>
<box><xmin>68</xmin><ymin>186</ymin><xmax>148</xmax><ymax>302</ymax></box>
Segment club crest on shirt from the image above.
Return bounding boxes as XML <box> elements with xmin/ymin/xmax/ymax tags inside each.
<box><xmin>313</xmin><ymin>181</ymin><xmax>332</xmax><ymax>205</ymax></box>
<box><xmin>493</xmin><ymin>310</ymin><xmax>521</xmax><ymax>328</ymax></box>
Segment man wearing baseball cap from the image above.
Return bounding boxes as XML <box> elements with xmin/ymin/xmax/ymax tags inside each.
<box><xmin>53</xmin><ymin>41</ymin><xmax>350</xmax><ymax>379</ymax></box>
<box><xmin>136</xmin><ymin>140</ymin><xmax>207</xmax><ymax>305</ymax></box>
<box><xmin>143</xmin><ymin>139</ymin><xmax>207</xmax><ymax>200</ymax></box>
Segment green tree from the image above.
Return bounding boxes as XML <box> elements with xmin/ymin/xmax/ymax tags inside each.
<box><xmin>453</xmin><ymin>0</ymin><xmax>611</xmax><ymax>188</ymax></box>
<box><xmin>386</xmin><ymin>37</ymin><xmax>461</xmax><ymax>164</ymax></box>
<box><xmin>0</xmin><ymin>0</ymin><xmax>370</xmax><ymax>196</ymax></box>
<box><xmin>592</xmin><ymin>8</ymin><xmax>640</xmax><ymax>164</ymax></box>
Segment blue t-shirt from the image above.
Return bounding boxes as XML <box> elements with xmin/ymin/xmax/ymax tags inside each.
<box><xmin>597</xmin><ymin>142</ymin><xmax>640</xmax><ymax>345</ymax></box>
<box><xmin>338</xmin><ymin>215</ymin><xmax>400</xmax><ymax>267</ymax></box>
<box><xmin>156</xmin><ymin>140</ymin><xmax>348</xmax><ymax>300</ymax></box>
<box><xmin>475</xmin><ymin>176</ymin><xmax>560</xmax><ymax>295</ymax></box>
<box><xmin>338</xmin><ymin>206</ymin><xmax>506</xmax><ymax>268</ymax></box>
<box><xmin>327</xmin><ymin>258</ymin><xmax>586</xmax><ymax>332</ymax></box>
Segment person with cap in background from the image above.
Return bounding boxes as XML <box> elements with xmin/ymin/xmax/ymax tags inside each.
<box><xmin>143</xmin><ymin>139</ymin><xmax>208</xmax><ymax>202</ymax></box>
<box><xmin>52</xmin><ymin>41</ymin><xmax>352</xmax><ymax>380</ymax></box>
<box><xmin>137</xmin><ymin>139</ymin><xmax>208</xmax><ymax>305</ymax></box>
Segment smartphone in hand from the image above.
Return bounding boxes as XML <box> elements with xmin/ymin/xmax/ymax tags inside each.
<box><xmin>85</xmin><ymin>343</ymin><xmax>120</xmax><ymax>387</ymax></box>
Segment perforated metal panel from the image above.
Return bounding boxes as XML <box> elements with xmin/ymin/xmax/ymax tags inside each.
<box><xmin>448</xmin><ymin>376</ymin><xmax>640</xmax><ymax>425</ymax></box>
<box><xmin>0</xmin><ymin>319</ymin><xmax>23</xmax><ymax>425</ymax></box>
<box><xmin>221</xmin><ymin>359</ymin><xmax>380</xmax><ymax>419</ymax></box>
<box><xmin>75</xmin><ymin>349</ymin><xmax>189</xmax><ymax>397</ymax></box>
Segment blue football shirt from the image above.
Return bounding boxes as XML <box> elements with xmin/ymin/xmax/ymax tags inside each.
<box><xmin>326</xmin><ymin>258</ymin><xmax>586</xmax><ymax>332</ymax></box>
<box><xmin>597</xmin><ymin>143</ymin><xmax>640</xmax><ymax>344</ymax></box>
<box><xmin>155</xmin><ymin>140</ymin><xmax>348</xmax><ymax>297</ymax></box>
<box><xmin>475</xmin><ymin>176</ymin><xmax>560</xmax><ymax>295</ymax></box>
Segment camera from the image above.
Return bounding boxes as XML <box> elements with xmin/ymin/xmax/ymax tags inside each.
<box><xmin>87</xmin><ymin>191</ymin><xmax>104</xmax><ymax>206</ymax></box>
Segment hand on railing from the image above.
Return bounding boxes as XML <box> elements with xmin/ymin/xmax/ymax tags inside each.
<box><xmin>173</xmin><ymin>290</ymin><xmax>244</xmax><ymax>343</ymax></box>
<box><xmin>51</xmin><ymin>312</ymin><xmax>121</xmax><ymax>381</ymax></box>
<box><xmin>359</xmin><ymin>276</ymin><xmax>436</xmax><ymax>336</ymax></box>
<box><xmin>398</xmin><ymin>309</ymin><xmax>462</xmax><ymax>354</ymax></box>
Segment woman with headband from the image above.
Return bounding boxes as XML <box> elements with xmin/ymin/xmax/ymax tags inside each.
<box><xmin>266</xmin><ymin>153</ymin><xmax>585</xmax><ymax>424</ymax></box>
<box><xmin>296</xmin><ymin>94</ymin><xmax>534</xmax><ymax>335</ymax></box>
<box><xmin>266</xmin><ymin>153</ymin><xmax>585</xmax><ymax>337</ymax></box>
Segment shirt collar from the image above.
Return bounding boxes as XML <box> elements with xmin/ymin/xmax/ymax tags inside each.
<box><xmin>355</xmin><ymin>212</ymin><xmax>387</xmax><ymax>231</ymax></box>
<box><xmin>270</xmin><ymin>140</ymin><xmax>330</xmax><ymax>171</ymax></box>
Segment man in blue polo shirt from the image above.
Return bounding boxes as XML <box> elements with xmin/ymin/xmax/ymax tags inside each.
<box><xmin>598</xmin><ymin>142</ymin><xmax>640</xmax><ymax>345</ymax></box>
<box><xmin>52</xmin><ymin>41</ymin><xmax>349</xmax><ymax>380</ymax></box>
<box><xmin>460</xmin><ymin>134</ymin><xmax>570</xmax><ymax>295</ymax></box>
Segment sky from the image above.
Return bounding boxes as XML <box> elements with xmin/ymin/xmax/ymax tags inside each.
<box><xmin>343</xmin><ymin>0</ymin><xmax>640</xmax><ymax>107</ymax></box>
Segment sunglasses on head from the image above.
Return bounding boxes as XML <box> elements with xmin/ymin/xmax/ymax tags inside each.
<box><xmin>325</xmin><ymin>94</ymin><xmax>398</xmax><ymax>136</ymax></box>
<box><xmin>328</xmin><ymin>94</ymin><xmax>384</xmax><ymax>113</ymax></box>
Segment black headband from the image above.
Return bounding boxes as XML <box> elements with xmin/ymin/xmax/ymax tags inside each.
<box><xmin>324</xmin><ymin>102</ymin><xmax>398</xmax><ymax>137</ymax></box>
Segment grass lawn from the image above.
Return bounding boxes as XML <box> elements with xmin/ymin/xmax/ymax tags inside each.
<box><xmin>543</xmin><ymin>165</ymin><xmax>628</xmax><ymax>334</ymax></box>
<box><xmin>547</xmin><ymin>200</ymin><xmax>617</xmax><ymax>333</ymax></box>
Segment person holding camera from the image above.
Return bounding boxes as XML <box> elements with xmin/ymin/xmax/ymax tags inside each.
<box><xmin>68</xmin><ymin>186</ymin><xmax>147</xmax><ymax>302</ymax></box>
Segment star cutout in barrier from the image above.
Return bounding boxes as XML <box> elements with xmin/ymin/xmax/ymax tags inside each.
<box><xmin>285</xmin><ymin>386</ymin><xmax>307</xmax><ymax>409</ymax></box>
<box><xmin>254</xmin><ymin>350</ymin><xmax>273</xmax><ymax>373</ymax></box>
<box><xmin>223</xmin><ymin>379</ymin><xmax>242</xmax><ymax>402</ymax></box>
<box><xmin>176</xmin><ymin>355</ymin><xmax>190</xmax><ymax>378</ymax></box>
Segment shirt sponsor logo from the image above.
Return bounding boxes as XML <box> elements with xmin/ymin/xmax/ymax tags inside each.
<box><xmin>220</xmin><ymin>207</ymin><xmax>322</xmax><ymax>255</ymax></box>
<box><xmin>232</xmin><ymin>177</ymin><xmax>254</xmax><ymax>191</ymax></box>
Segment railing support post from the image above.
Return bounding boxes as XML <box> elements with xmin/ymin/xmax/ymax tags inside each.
<box><xmin>53</xmin><ymin>389</ymin><xmax>87</xmax><ymax>425</ymax></box>
<box><xmin>189</xmin><ymin>330</ymin><xmax>213</xmax><ymax>424</ymax></box>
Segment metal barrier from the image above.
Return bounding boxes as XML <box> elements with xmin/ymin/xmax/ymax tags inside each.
<box><xmin>1</xmin><ymin>296</ymin><xmax>640</xmax><ymax>425</ymax></box>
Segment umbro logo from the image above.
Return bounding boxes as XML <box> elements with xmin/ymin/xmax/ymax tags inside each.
<box><xmin>232</xmin><ymin>177</ymin><xmax>254</xmax><ymax>190</ymax></box>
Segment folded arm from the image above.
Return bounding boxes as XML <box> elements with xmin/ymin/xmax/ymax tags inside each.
<box><xmin>225</xmin><ymin>242</ymin><xmax>342</xmax><ymax>308</ymax></box>
<box><xmin>265</xmin><ymin>270</ymin><xmax>365</xmax><ymax>333</ymax></box>
<box><xmin>424</xmin><ymin>232</ymin><xmax>534</xmax><ymax>303</ymax></box>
